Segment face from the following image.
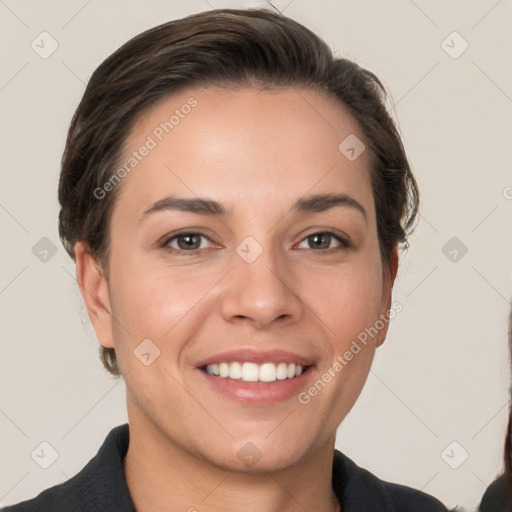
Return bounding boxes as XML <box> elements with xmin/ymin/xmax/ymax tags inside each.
<box><xmin>78</xmin><ymin>85</ymin><xmax>397</xmax><ymax>472</ymax></box>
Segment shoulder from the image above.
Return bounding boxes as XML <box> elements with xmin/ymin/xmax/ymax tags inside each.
<box><xmin>332</xmin><ymin>449</ymin><xmax>449</xmax><ymax>511</ymax></box>
<box><xmin>383</xmin><ymin>481</ymin><xmax>449</xmax><ymax>511</ymax></box>
<box><xmin>0</xmin><ymin>460</ymin><xmax>98</xmax><ymax>512</ymax></box>
<box><xmin>0</xmin><ymin>480</ymin><xmax>80</xmax><ymax>512</ymax></box>
<box><xmin>478</xmin><ymin>474</ymin><xmax>512</xmax><ymax>511</ymax></box>
<box><xmin>1</xmin><ymin>424</ymin><xmax>135</xmax><ymax>512</ymax></box>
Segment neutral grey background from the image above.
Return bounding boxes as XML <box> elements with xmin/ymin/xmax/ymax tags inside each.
<box><xmin>1</xmin><ymin>0</ymin><xmax>511</xmax><ymax>509</ymax></box>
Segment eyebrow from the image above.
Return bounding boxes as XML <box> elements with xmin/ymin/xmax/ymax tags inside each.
<box><xmin>138</xmin><ymin>193</ymin><xmax>367</xmax><ymax>223</ymax></box>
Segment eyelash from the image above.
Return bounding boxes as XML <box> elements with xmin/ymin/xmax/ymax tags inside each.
<box><xmin>161</xmin><ymin>229</ymin><xmax>350</xmax><ymax>255</ymax></box>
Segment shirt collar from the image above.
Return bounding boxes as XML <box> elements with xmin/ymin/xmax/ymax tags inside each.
<box><xmin>92</xmin><ymin>423</ymin><xmax>394</xmax><ymax>512</ymax></box>
<box><xmin>332</xmin><ymin>448</ymin><xmax>395</xmax><ymax>511</ymax></box>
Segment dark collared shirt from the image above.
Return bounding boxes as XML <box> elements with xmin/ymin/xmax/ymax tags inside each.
<box><xmin>2</xmin><ymin>423</ymin><xmax>448</xmax><ymax>511</ymax></box>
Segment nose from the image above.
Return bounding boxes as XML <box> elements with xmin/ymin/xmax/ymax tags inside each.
<box><xmin>220</xmin><ymin>242</ymin><xmax>304</xmax><ymax>330</ymax></box>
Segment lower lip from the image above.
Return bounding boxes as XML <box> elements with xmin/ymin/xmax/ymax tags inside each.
<box><xmin>197</xmin><ymin>366</ymin><xmax>314</xmax><ymax>405</ymax></box>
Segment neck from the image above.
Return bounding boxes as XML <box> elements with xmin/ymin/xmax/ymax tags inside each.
<box><xmin>123</xmin><ymin>410</ymin><xmax>341</xmax><ymax>512</ymax></box>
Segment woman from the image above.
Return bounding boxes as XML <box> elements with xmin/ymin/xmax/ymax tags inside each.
<box><xmin>2</xmin><ymin>8</ymin><xmax>449</xmax><ymax>511</ymax></box>
<box><xmin>479</xmin><ymin>305</ymin><xmax>512</xmax><ymax>510</ymax></box>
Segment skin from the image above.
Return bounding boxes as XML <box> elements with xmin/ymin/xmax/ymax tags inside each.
<box><xmin>75</xmin><ymin>85</ymin><xmax>398</xmax><ymax>512</ymax></box>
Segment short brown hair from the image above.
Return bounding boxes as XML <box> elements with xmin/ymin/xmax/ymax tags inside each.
<box><xmin>58</xmin><ymin>8</ymin><xmax>419</xmax><ymax>377</ymax></box>
<box><xmin>504</xmin><ymin>305</ymin><xmax>512</xmax><ymax>484</ymax></box>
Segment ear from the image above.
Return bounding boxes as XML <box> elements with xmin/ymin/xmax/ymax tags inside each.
<box><xmin>375</xmin><ymin>244</ymin><xmax>399</xmax><ymax>348</ymax></box>
<box><xmin>74</xmin><ymin>241</ymin><xmax>114</xmax><ymax>349</ymax></box>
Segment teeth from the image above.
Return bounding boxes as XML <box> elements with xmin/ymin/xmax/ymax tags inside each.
<box><xmin>242</xmin><ymin>362</ymin><xmax>259</xmax><ymax>382</ymax></box>
<box><xmin>276</xmin><ymin>362</ymin><xmax>288</xmax><ymax>380</ymax></box>
<box><xmin>204</xmin><ymin>362</ymin><xmax>306</xmax><ymax>382</ymax></box>
<box><xmin>228</xmin><ymin>361</ymin><xmax>242</xmax><ymax>379</ymax></box>
<box><xmin>206</xmin><ymin>363</ymin><xmax>220</xmax><ymax>376</ymax></box>
<box><xmin>219</xmin><ymin>362</ymin><xmax>229</xmax><ymax>378</ymax></box>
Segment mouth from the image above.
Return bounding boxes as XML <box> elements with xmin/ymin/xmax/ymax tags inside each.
<box><xmin>197</xmin><ymin>364</ymin><xmax>314</xmax><ymax>404</ymax></box>
<box><xmin>200</xmin><ymin>361</ymin><xmax>312</xmax><ymax>383</ymax></box>
<box><xmin>194</xmin><ymin>349</ymin><xmax>316</xmax><ymax>404</ymax></box>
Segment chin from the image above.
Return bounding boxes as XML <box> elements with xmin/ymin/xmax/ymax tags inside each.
<box><xmin>202</xmin><ymin>436</ymin><xmax>309</xmax><ymax>474</ymax></box>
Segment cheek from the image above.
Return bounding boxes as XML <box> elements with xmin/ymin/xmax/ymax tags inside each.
<box><xmin>109</xmin><ymin>255</ymin><xmax>206</xmax><ymax>336</ymax></box>
<box><xmin>307</xmin><ymin>259</ymin><xmax>384</xmax><ymax>344</ymax></box>
<box><xmin>107</xmin><ymin>267</ymin><xmax>197</xmax><ymax>387</ymax></box>
<box><xmin>312</xmin><ymin>264</ymin><xmax>384</xmax><ymax>414</ymax></box>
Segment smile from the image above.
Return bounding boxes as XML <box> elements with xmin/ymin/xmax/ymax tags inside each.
<box><xmin>203</xmin><ymin>362</ymin><xmax>307</xmax><ymax>382</ymax></box>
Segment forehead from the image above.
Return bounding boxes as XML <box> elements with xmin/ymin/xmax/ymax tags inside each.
<box><xmin>112</xmin><ymin>85</ymin><xmax>374</xmax><ymax>223</ymax></box>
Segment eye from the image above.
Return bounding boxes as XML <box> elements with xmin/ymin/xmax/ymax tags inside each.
<box><xmin>163</xmin><ymin>231</ymin><xmax>215</xmax><ymax>252</ymax></box>
<box><xmin>296</xmin><ymin>230</ymin><xmax>350</xmax><ymax>251</ymax></box>
<box><xmin>161</xmin><ymin>229</ymin><xmax>350</xmax><ymax>254</ymax></box>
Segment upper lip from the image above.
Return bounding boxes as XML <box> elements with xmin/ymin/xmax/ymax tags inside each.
<box><xmin>195</xmin><ymin>348</ymin><xmax>315</xmax><ymax>368</ymax></box>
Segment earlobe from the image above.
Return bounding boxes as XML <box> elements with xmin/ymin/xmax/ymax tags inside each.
<box><xmin>376</xmin><ymin>245</ymin><xmax>399</xmax><ymax>348</ymax></box>
<box><xmin>74</xmin><ymin>242</ymin><xmax>114</xmax><ymax>349</ymax></box>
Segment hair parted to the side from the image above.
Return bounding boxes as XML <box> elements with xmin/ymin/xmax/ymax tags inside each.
<box><xmin>58</xmin><ymin>8</ymin><xmax>419</xmax><ymax>377</ymax></box>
